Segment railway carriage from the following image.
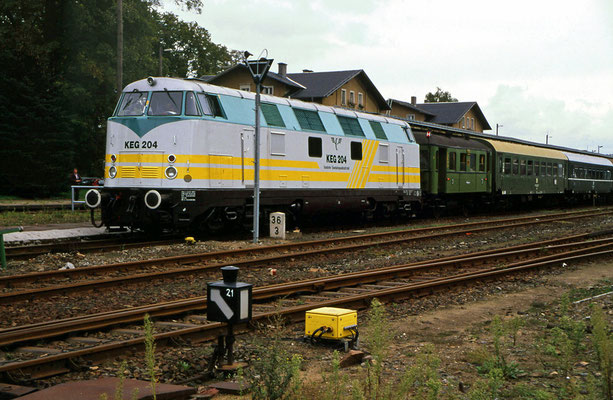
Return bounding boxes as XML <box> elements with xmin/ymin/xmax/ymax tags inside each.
<box><xmin>414</xmin><ymin>132</ymin><xmax>491</xmax><ymax>213</ymax></box>
<box><xmin>564</xmin><ymin>152</ymin><xmax>613</xmax><ymax>200</ymax></box>
<box><xmin>86</xmin><ymin>77</ymin><xmax>421</xmax><ymax>232</ymax></box>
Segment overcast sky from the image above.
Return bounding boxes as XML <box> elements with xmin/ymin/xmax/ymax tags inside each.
<box><xmin>167</xmin><ymin>0</ymin><xmax>613</xmax><ymax>154</ymax></box>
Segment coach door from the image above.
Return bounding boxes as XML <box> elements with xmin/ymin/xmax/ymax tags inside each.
<box><xmin>395</xmin><ymin>147</ymin><xmax>406</xmax><ymax>188</ymax></box>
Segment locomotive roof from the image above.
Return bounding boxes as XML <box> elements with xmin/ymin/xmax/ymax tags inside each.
<box><xmin>482</xmin><ymin>138</ymin><xmax>567</xmax><ymax>160</ymax></box>
<box><xmin>123</xmin><ymin>77</ymin><xmax>411</xmax><ymax>129</ymax></box>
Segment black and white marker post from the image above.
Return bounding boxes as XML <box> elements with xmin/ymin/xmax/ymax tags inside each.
<box><xmin>207</xmin><ymin>266</ymin><xmax>253</xmax><ymax>371</ymax></box>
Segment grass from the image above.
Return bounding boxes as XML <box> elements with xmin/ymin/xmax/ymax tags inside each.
<box><xmin>0</xmin><ymin>209</ymin><xmax>98</xmax><ymax>227</ymax></box>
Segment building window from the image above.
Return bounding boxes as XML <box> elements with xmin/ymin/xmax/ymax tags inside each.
<box><xmin>358</xmin><ymin>92</ymin><xmax>364</xmax><ymax>108</ymax></box>
<box><xmin>308</xmin><ymin>137</ymin><xmax>322</xmax><ymax>157</ymax></box>
<box><xmin>341</xmin><ymin>89</ymin><xmax>347</xmax><ymax>106</ymax></box>
<box><xmin>471</xmin><ymin>118</ymin><xmax>475</xmax><ymax>130</ymax></box>
<box><xmin>349</xmin><ymin>91</ymin><xmax>355</xmax><ymax>106</ymax></box>
<box><xmin>262</xmin><ymin>86</ymin><xmax>274</xmax><ymax>95</ymax></box>
<box><xmin>407</xmin><ymin>114</ymin><xmax>415</xmax><ymax>120</ymax></box>
<box><xmin>239</xmin><ymin>84</ymin><xmax>251</xmax><ymax>92</ymax></box>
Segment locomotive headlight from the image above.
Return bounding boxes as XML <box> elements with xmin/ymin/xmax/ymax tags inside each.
<box><xmin>167</xmin><ymin>154</ymin><xmax>176</xmax><ymax>163</ymax></box>
<box><xmin>110</xmin><ymin>154</ymin><xmax>117</xmax><ymax>163</ymax></box>
<box><xmin>165</xmin><ymin>166</ymin><xmax>177</xmax><ymax>179</ymax></box>
<box><xmin>109</xmin><ymin>166</ymin><xmax>117</xmax><ymax>179</ymax></box>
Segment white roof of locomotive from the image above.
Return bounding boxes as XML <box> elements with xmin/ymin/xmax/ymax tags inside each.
<box><xmin>562</xmin><ymin>151</ymin><xmax>613</xmax><ymax>166</ymax></box>
<box><xmin>123</xmin><ymin>77</ymin><xmax>411</xmax><ymax>129</ymax></box>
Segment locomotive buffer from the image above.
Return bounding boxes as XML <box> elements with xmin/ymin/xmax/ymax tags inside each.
<box><xmin>207</xmin><ymin>266</ymin><xmax>252</xmax><ymax>372</ymax></box>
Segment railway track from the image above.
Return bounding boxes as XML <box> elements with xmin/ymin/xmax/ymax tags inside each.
<box><xmin>4</xmin><ymin>236</ymin><xmax>183</xmax><ymax>260</ymax></box>
<box><xmin>0</xmin><ymin>208</ymin><xmax>611</xmax><ymax>305</ymax></box>
<box><xmin>0</xmin><ymin>231</ymin><xmax>612</xmax><ymax>380</ymax></box>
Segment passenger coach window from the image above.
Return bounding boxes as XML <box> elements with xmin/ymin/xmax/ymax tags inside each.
<box><xmin>520</xmin><ymin>160</ymin><xmax>526</xmax><ymax>175</ymax></box>
<box><xmin>448</xmin><ymin>152</ymin><xmax>456</xmax><ymax>171</ymax></box>
<box><xmin>148</xmin><ymin>91</ymin><xmax>183</xmax><ymax>116</ymax></box>
<box><xmin>420</xmin><ymin>150</ymin><xmax>429</xmax><ymax>170</ymax></box>
<box><xmin>308</xmin><ymin>137</ymin><xmax>322</xmax><ymax>158</ymax></box>
<box><xmin>470</xmin><ymin>154</ymin><xmax>476</xmax><ymax>171</ymax></box>
<box><xmin>512</xmin><ymin>159</ymin><xmax>519</xmax><ymax>175</ymax></box>
<box><xmin>547</xmin><ymin>163</ymin><xmax>552</xmax><ymax>176</ymax></box>
<box><xmin>351</xmin><ymin>142</ymin><xmax>362</xmax><ymax>160</ymax></box>
<box><xmin>504</xmin><ymin>158</ymin><xmax>511</xmax><ymax>175</ymax></box>
<box><xmin>185</xmin><ymin>92</ymin><xmax>201</xmax><ymax>116</ymax></box>
<box><xmin>527</xmin><ymin>160</ymin><xmax>533</xmax><ymax>175</ymax></box>
<box><xmin>460</xmin><ymin>153</ymin><xmax>467</xmax><ymax>171</ymax></box>
<box><xmin>479</xmin><ymin>155</ymin><xmax>485</xmax><ymax>172</ymax></box>
<box><xmin>553</xmin><ymin>164</ymin><xmax>558</xmax><ymax>177</ymax></box>
<box><xmin>197</xmin><ymin>93</ymin><xmax>224</xmax><ymax>117</ymax></box>
<box><xmin>117</xmin><ymin>91</ymin><xmax>147</xmax><ymax>116</ymax></box>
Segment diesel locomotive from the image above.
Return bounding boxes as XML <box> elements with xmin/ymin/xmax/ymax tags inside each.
<box><xmin>85</xmin><ymin>77</ymin><xmax>421</xmax><ymax>232</ymax></box>
<box><xmin>85</xmin><ymin>77</ymin><xmax>613</xmax><ymax>232</ymax></box>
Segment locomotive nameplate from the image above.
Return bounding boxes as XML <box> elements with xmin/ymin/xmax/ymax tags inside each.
<box><xmin>181</xmin><ymin>190</ymin><xmax>196</xmax><ymax>201</ymax></box>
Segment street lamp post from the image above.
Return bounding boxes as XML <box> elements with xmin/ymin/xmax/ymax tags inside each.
<box><xmin>546</xmin><ymin>133</ymin><xmax>552</xmax><ymax>145</ymax></box>
<box><xmin>496</xmin><ymin>123</ymin><xmax>503</xmax><ymax>136</ymax></box>
<box><xmin>159</xmin><ymin>45</ymin><xmax>173</xmax><ymax>76</ymax></box>
<box><xmin>598</xmin><ymin>145</ymin><xmax>603</xmax><ymax>154</ymax></box>
<box><xmin>244</xmin><ymin>51</ymin><xmax>274</xmax><ymax>244</ymax></box>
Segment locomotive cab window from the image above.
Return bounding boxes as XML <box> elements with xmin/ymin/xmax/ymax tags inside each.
<box><xmin>117</xmin><ymin>91</ymin><xmax>148</xmax><ymax>116</ymax></box>
<box><xmin>185</xmin><ymin>92</ymin><xmax>201</xmax><ymax>116</ymax></box>
<box><xmin>197</xmin><ymin>93</ymin><xmax>224</xmax><ymax>117</ymax></box>
<box><xmin>351</xmin><ymin>142</ymin><xmax>362</xmax><ymax>160</ymax></box>
<box><xmin>148</xmin><ymin>91</ymin><xmax>183</xmax><ymax>116</ymax></box>
<box><xmin>308</xmin><ymin>137</ymin><xmax>322</xmax><ymax>158</ymax></box>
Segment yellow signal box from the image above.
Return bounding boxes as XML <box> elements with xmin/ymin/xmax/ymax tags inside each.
<box><xmin>305</xmin><ymin>307</ymin><xmax>358</xmax><ymax>341</ymax></box>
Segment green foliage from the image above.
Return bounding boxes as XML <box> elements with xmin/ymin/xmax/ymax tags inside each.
<box><xmin>323</xmin><ymin>351</ymin><xmax>346</xmax><ymax>400</ymax></box>
<box><xmin>115</xmin><ymin>361</ymin><xmax>127</xmax><ymax>400</ymax></box>
<box><xmin>0</xmin><ymin>0</ymin><xmax>233</xmax><ymax>197</ymax></box>
<box><xmin>590</xmin><ymin>304</ymin><xmax>612</xmax><ymax>400</ymax></box>
<box><xmin>398</xmin><ymin>344</ymin><xmax>442</xmax><ymax>400</ymax></box>
<box><xmin>249</xmin><ymin>316</ymin><xmax>303</xmax><ymax>400</ymax></box>
<box><xmin>424</xmin><ymin>87</ymin><xmax>458</xmax><ymax>103</ymax></box>
<box><xmin>361</xmin><ymin>298</ymin><xmax>391</xmax><ymax>399</ymax></box>
<box><xmin>144</xmin><ymin>314</ymin><xmax>157</xmax><ymax>400</ymax></box>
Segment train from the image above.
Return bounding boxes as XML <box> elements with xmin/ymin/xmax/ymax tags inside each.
<box><xmin>84</xmin><ymin>77</ymin><xmax>613</xmax><ymax>233</ymax></box>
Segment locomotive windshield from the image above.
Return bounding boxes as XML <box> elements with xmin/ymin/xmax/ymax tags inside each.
<box><xmin>148</xmin><ymin>91</ymin><xmax>183</xmax><ymax>116</ymax></box>
<box><xmin>117</xmin><ymin>91</ymin><xmax>147</xmax><ymax>116</ymax></box>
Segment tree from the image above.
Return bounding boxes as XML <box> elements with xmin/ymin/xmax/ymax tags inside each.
<box><xmin>0</xmin><ymin>0</ymin><xmax>234</xmax><ymax>197</ymax></box>
<box><xmin>424</xmin><ymin>87</ymin><xmax>458</xmax><ymax>103</ymax></box>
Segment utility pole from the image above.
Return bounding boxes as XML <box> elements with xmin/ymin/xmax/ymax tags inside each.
<box><xmin>546</xmin><ymin>133</ymin><xmax>551</xmax><ymax>145</ymax></box>
<box><xmin>598</xmin><ymin>145</ymin><xmax>603</xmax><ymax>154</ymax></box>
<box><xmin>244</xmin><ymin>51</ymin><xmax>273</xmax><ymax>244</ymax></box>
<box><xmin>116</xmin><ymin>0</ymin><xmax>123</xmax><ymax>95</ymax></box>
<box><xmin>496</xmin><ymin>123</ymin><xmax>503</xmax><ymax>136</ymax></box>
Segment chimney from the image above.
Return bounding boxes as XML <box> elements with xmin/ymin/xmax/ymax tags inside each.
<box><xmin>278</xmin><ymin>62</ymin><xmax>287</xmax><ymax>77</ymax></box>
<box><xmin>411</xmin><ymin>96</ymin><xmax>417</xmax><ymax>105</ymax></box>
<box><xmin>302</xmin><ymin>69</ymin><xmax>313</xmax><ymax>73</ymax></box>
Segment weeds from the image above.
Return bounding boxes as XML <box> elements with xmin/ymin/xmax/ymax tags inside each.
<box><xmin>248</xmin><ymin>314</ymin><xmax>303</xmax><ymax>400</ymax></box>
<box><xmin>144</xmin><ymin>314</ymin><xmax>157</xmax><ymax>400</ymax></box>
<box><xmin>590</xmin><ymin>304</ymin><xmax>612</xmax><ymax>399</ymax></box>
